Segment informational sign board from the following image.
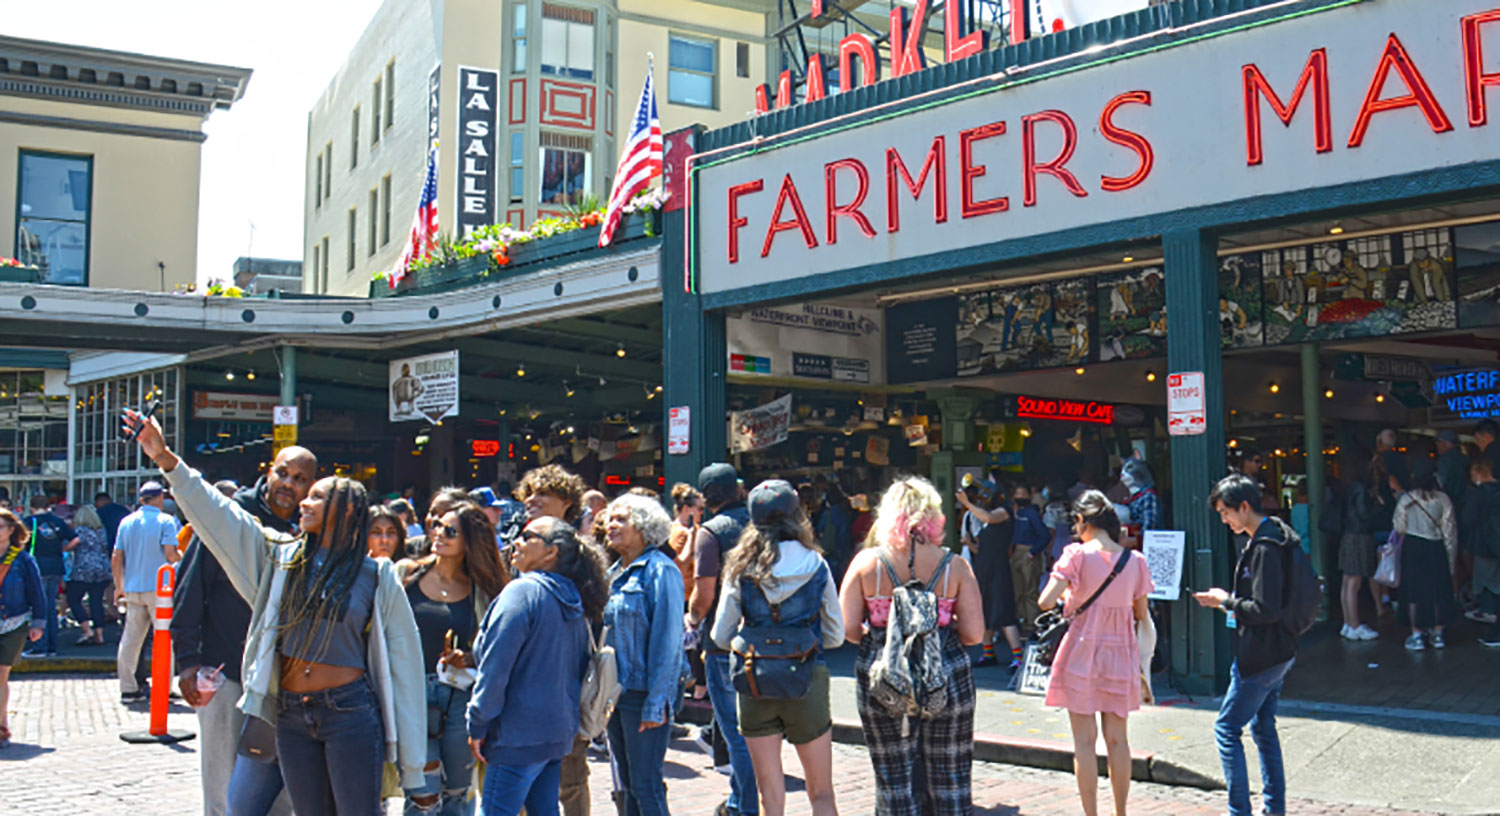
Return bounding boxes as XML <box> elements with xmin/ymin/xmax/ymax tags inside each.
<box><xmin>455</xmin><ymin>66</ymin><xmax>498</xmax><ymax>240</ymax></box>
<box><xmin>272</xmin><ymin>405</ymin><xmax>298</xmax><ymax>426</ymax></box>
<box><xmin>885</xmin><ymin>298</ymin><xmax>958</xmax><ymax>384</ymax></box>
<box><xmin>389</xmin><ymin>350</ymin><xmax>460</xmax><ymax>423</ymax></box>
<box><xmin>727</xmin><ymin>303</ymin><xmax>884</xmax><ymax>384</ymax></box>
<box><xmin>1143</xmin><ymin>530</ymin><xmax>1186</xmax><ymax>601</ymax></box>
<box><xmin>668</xmin><ymin>406</ymin><xmax>691</xmax><ymax>455</ymax></box>
<box><xmin>193</xmin><ymin>391</ymin><xmax>284</xmax><ymax>423</ymax></box>
<box><xmin>729</xmin><ymin>394</ymin><xmax>793</xmax><ymax>453</ymax></box>
<box><xmin>1166</xmin><ymin>371</ymin><xmax>1206</xmax><ymax>436</ymax></box>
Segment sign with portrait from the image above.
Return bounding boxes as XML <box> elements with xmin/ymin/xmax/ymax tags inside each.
<box><xmin>389</xmin><ymin>350</ymin><xmax>460</xmax><ymax>423</ymax></box>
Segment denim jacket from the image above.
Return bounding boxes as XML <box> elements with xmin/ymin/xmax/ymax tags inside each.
<box><xmin>0</xmin><ymin>549</ymin><xmax>46</xmax><ymax>625</ymax></box>
<box><xmin>604</xmin><ymin>547</ymin><xmax>686</xmax><ymax>724</ymax></box>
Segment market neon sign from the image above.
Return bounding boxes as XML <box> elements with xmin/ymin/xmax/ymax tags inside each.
<box><xmin>1016</xmin><ymin>395</ymin><xmax>1115</xmax><ymax>424</ymax></box>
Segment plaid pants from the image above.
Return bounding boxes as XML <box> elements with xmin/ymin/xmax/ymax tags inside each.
<box><xmin>855</xmin><ymin>626</ymin><xmax>976</xmax><ymax>815</ymax></box>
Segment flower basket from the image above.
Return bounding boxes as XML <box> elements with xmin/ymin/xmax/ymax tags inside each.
<box><xmin>371</xmin><ymin>254</ymin><xmax>491</xmax><ymax>298</ymax></box>
<box><xmin>0</xmin><ymin>267</ymin><xmax>40</xmax><ymax>284</ymax></box>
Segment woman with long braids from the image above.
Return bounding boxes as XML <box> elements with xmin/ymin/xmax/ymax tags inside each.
<box><xmin>838</xmin><ymin>477</ymin><xmax>984</xmax><ymax>815</ymax></box>
<box><xmin>123</xmin><ymin>408</ymin><xmax>424</xmax><ymax>816</ymax></box>
<box><xmin>397</xmin><ymin>502</ymin><xmax>510</xmax><ymax>815</ymax></box>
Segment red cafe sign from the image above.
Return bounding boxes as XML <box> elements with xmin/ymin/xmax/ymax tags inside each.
<box><xmin>693</xmin><ymin>2</ymin><xmax>1500</xmax><ymax>295</ymax></box>
<box><xmin>1016</xmin><ymin>395</ymin><xmax>1115</xmax><ymax>425</ymax></box>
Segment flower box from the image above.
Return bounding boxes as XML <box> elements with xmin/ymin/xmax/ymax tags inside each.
<box><xmin>0</xmin><ymin>267</ymin><xmax>39</xmax><ymax>284</ymax></box>
<box><xmin>371</xmin><ymin>254</ymin><xmax>491</xmax><ymax>298</ymax></box>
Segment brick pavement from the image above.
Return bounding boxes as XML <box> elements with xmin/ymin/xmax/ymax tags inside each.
<box><xmin>2</xmin><ymin>674</ymin><xmax>1447</xmax><ymax>815</ymax></box>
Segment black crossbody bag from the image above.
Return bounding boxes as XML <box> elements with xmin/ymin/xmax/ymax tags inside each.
<box><xmin>1032</xmin><ymin>549</ymin><xmax>1132</xmax><ymax>667</ymax></box>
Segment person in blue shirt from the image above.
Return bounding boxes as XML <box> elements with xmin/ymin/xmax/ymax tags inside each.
<box><xmin>602</xmin><ymin>492</ymin><xmax>686</xmax><ymax>816</ymax></box>
<box><xmin>111</xmin><ymin>481</ymin><xmax>181</xmax><ymax>702</ymax></box>
<box><xmin>1</xmin><ymin>507</ymin><xmax>47</xmax><ymax>747</ymax></box>
<box><xmin>22</xmin><ymin>493</ymin><xmax>79</xmax><ymax>657</ymax></box>
<box><xmin>93</xmin><ymin>491</ymin><xmax>131</xmax><ymax>550</ymax></box>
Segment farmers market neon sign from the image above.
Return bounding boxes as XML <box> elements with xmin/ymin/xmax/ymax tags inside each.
<box><xmin>1017</xmin><ymin>395</ymin><xmax>1115</xmax><ymax>424</ymax></box>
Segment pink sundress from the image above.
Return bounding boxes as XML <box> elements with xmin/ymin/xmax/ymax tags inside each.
<box><xmin>1044</xmin><ymin>541</ymin><xmax>1154</xmax><ymax>718</ymax></box>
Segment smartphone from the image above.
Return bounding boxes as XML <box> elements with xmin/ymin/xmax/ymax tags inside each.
<box><xmin>123</xmin><ymin>399</ymin><xmax>161</xmax><ymax>442</ymax></box>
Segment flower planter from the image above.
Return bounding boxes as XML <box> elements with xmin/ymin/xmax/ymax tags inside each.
<box><xmin>0</xmin><ymin>267</ymin><xmax>40</xmax><ymax>284</ymax></box>
<box><xmin>371</xmin><ymin>254</ymin><xmax>491</xmax><ymax>298</ymax></box>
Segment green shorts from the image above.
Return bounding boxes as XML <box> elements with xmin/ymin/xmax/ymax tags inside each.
<box><xmin>736</xmin><ymin>662</ymin><xmax>832</xmax><ymax>745</ymax></box>
<box><xmin>0</xmin><ymin>624</ymin><xmax>29</xmax><ymax>667</ymax></box>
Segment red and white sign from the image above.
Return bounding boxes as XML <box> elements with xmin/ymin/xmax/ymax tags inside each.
<box><xmin>272</xmin><ymin>405</ymin><xmax>298</xmax><ymax>426</ymax></box>
<box><xmin>1167</xmin><ymin>372</ymin><xmax>1207</xmax><ymax>436</ymax></box>
<box><xmin>1016</xmin><ymin>395</ymin><xmax>1114</xmax><ymax>424</ymax></box>
<box><xmin>668</xmin><ymin>406</ymin><xmax>691</xmax><ymax>455</ymax></box>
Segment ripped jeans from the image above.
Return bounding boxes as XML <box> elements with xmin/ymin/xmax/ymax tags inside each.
<box><xmin>405</xmin><ymin>675</ymin><xmax>475</xmax><ymax>816</ymax></box>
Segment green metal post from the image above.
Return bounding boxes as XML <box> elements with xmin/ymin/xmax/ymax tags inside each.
<box><xmin>1163</xmin><ymin>228</ymin><xmax>1232</xmax><ymax>696</ymax></box>
<box><xmin>1301</xmin><ymin>343</ymin><xmax>1327</xmax><ymax>606</ymax></box>
<box><xmin>280</xmin><ymin>346</ymin><xmax>297</xmax><ymax>407</ymax></box>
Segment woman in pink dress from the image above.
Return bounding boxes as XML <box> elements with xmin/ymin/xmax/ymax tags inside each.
<box><xmin>1039</xmin><ymin>490</ymin><xmax>1155</xmax><ymax>816</ymax></box>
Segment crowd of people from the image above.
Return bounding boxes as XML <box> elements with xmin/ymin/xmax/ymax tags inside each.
<box><xmin>15</xmin><ymin>405</ymin><xmax>1481</xmax><ymax>816</ymax></box>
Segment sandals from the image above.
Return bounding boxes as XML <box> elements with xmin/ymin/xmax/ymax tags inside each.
<box><xmin>0</xmin><ymin>724</ymin><xmax>10</xmax><ymax>748</ymax></box>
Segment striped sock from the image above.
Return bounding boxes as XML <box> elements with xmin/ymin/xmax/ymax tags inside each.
<box><xmin>982</xmin><ymin>642</ymin><xmax>995</xmax><ymax>660</ymax></box>
<box><xmin>1010</xmin><ymin>645</ymin><xmax>1024</xmax><ymax>664</ymax></box>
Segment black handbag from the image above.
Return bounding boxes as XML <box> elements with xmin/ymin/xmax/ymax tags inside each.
<box><xmin>1032</xmin><ymin>549</ymin><xmax>1132</xmax><ymax>667</ymax></box>
<box><xmin>236</xmin><ymin>715</ymin><xmax>278</xmax><ymax>764</ymax></box>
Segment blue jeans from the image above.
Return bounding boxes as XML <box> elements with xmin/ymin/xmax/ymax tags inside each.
<box><xmin>226</xmin><ymin>752</ymin><xmax>289</xmax><ymax>816</ymax></box>
<box><xmin>275</xmin><ymin>678</ymin><xmax>386</xmax><ymax>816</ymax></box>
<box><xmin>1215</xmin><ymin>658</ymin><xmax>1295</xmax><ymax>816</ymax></box>
<box><xmin>606</xmin><ymin>690</ymin><xmax>673</xmax><ymax>816</ymax></box>
<box><xmin>406</xmin><ymin>676</ymin><xmax>475</xmax><ymax>815</ymax></box>
<box><xmin>37</xmin><ymin>574</ymin><xmax>62</xmax><ymax>652</ymax></box>
<box><xmin>704</xmin><ymin>653</ymin><xmax>757</xmax><ymax>815</ymax></box>
<box><xmin>480</xmin><ymin>758</ymin><xmax>561</xmax><ymax>816</ymax></box>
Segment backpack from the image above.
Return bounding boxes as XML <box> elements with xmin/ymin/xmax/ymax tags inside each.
<box><xmin>866</xmin><ymin>547</ymin><xmax>955</xmax><ymax>732</ymax></box>
<box><xmin>578</xmin><ymin>625</ymin><xmax>620</xmax><ymax>740</ymax></box>
<box><xmin>729</xmin><ymin>569</ymin><xmax>826</xmax><ymax>700</ymax></box>
<box><xmin>1280</xmin><ymin>541</ymin><xmax>1322</xmax><ymax>638</ymax></box>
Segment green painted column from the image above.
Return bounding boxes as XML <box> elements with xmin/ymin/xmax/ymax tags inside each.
<box><xmin>931</xmin><ymin>391</ymin><xmax>983</xmax><ymax>553</ymax></box>
<box><xmin>1301</xmin><ymin>342</ymin><xmax>1328</xmax><ymax>609</ymax></box>
<box><xmin>279</xmin><ymin>346</ymin><xmax>297</xmax><ymax>406</ymax></box>
<box><xmin>1163</xmin><ymin>227</ymin><xmax>1232</xmax><ymax>695</ymax></box>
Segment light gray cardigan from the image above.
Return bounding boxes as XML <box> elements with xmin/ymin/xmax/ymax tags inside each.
<box><xmin>161</xmin><ymin>461</ymin><xmax>427</xmax><ymax>788</ymax></box>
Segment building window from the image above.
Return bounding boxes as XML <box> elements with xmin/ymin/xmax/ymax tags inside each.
<box><xmin>350</xmin><ymin>106</ymin><xmax>360</xmax><ymax>169</ymax></box>
<box><xmin>510</xmin><ymin>132</ymin><xmax>525</xmax><ymax>203</ymax></box>
<box><xmin>372</xmin><ymin>78</ymin><xmax>383</xmax><ymax>142</ymax></box>
<box><xmin>539</xmin><ymin>132</ymin><xmax>590</xmax><ymax>206</ymax></box>
<box><xmin>315</xmin><ymin>153</ymin><xmax>323</xmax><ymax>207</ymax></box>
<box><xmin>512</xmin><ymin>5</ymin><xmax>528</xmax><ymax>73</ymax></box>
<box><xmin>736</xmin><ymin>42</ymin><xmax>750</xmax><ymax>78</ymax></box>
<box><xmin>669</xmin><ymin>34</ymin><xmax>717</xmax><ymax>109</ymax></box>
<box><xmin>540</xmin><ymin>4</ymin><xmax>594</xmax><ymax>80</ymax></box>
<box><xmin>381</xmin><ymin>174</ymin><xmax>393</xmax><ymax>246</ymax></box>
<box><xmin>320</xmin><ymin>236</ymin><xmax>330</xmax><ymax>291</ymax></box>
<box><xmin>368</xmin><ymin>188</ymin><xmax>379</xmax><ymax>256</ymax></box>
<box><xmin>311</xmin><ymin>244</ymin><xmax>320</xmax><ymax>288</ymax></box>
<box><xmin>15</xmin><ymin>150</ymin><xmax>91</xmax><ymax>286</ymax></box>
<box><xmin>347</xmin><ymin>207</ymin><xmax>357</xmax><ymax>272</ymax></box>
<box><xmin>385</xmin><ymin>60</ymin><xmax>395</xmax><ymax>129</ymax></box>
<box><xmin>324</xmin><ymin>143</ymin><xmax>333</xmax><ymax>201</ymax></box>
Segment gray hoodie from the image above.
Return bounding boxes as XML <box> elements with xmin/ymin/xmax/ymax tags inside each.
<box><xmin>711</xmin><ymin>540</ymin><xmax>845</xmax><ymax>651</ymax></box>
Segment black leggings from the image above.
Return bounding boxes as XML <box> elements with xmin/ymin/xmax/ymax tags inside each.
<box><xmin>66</xmin><ymin>580</ymin><xmax>109</xmax><ymax>628</ymax></box>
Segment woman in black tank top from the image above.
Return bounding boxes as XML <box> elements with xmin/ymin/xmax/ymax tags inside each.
<box><xmin>395</xmin><ymin>503</ymin><xmax>509</xmax><ymax>814</ymax></box>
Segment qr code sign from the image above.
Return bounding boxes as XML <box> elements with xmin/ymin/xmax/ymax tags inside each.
<box><xmin>1143</xmin><ymin>531</ymin><xmax>1185</xmax><ymax>601</ymax></box>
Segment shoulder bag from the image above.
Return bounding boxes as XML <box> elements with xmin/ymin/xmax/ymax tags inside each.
<box><xmin>1031</xmin><ymin>549</ymin><xmax>1131</xmax><ymax>667</ymax></box>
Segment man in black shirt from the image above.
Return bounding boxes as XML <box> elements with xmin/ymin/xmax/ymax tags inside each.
<box><xmin>22</xmin><ymin>494</ymin><xmax>78</xmax><ymax>656</ymax></box>
<box><xmin>172</xmin><ymin>446</ymin><xmax>315</xmax><ymax>816</ymax></box>
<box><xmin>93</xmin><ymin>492</ymin><xmax>130</xmax><ymax>551</ymax></box>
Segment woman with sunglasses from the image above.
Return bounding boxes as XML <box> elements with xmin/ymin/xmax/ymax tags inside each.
<box><xmin>467</xmin><ymin>516</ymin><xmax>607</xmax><ymax>815</ymax></box>
<box><xmin>123</xmin><ymin>408</ymin><xmax>425</xmax><ymax>816</ymax></box>
<box><xmin>397</xmin><ymin>503</ymin><xmax>510</xmax><ymax>815</ymax></box>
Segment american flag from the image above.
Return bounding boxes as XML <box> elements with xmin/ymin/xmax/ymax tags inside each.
<box><xmin>599</xmin><ymin>64</ymin><xmax>662</xmax><ymax>248</ymax></box>
<box><xmin>391</xmin><ymin>141</ymin><xmax>440</xmax><ymax>288</ymax></box>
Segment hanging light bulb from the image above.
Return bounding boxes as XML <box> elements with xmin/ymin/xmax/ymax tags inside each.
<box><xmin>225</xmin><ymin>371</ymin><xmax>235</xmax><ymax>381</ymax></box>
<box><xmin>246</xmin><ymin>371</ymin><xmax>256</xmax><ymax>380</ymax></box>
<box><xmin>516</xmin><ymin>363</ymin><xmax>526</xmax><ymax>377</ymax></box>
<box><xmin>1324</xmin><ymin>389</ymin><xmax>1334</xmax><ymax>399</ymax></box>
<box><xmin>616</xmin><ymin>343</ymin><xmax>626</xmax><ymax>358</ymax></box>
<box><xmin>564</xmin><ymin>381</ymin><xmax>575</xmax><ymax>398</ymax></box>
<box><xmin>1269</xmin><ymin>381</ymin><xmax>1279</xmax><ymax>394</ymax></box>
<box><xmin>1145</xmin><ymin>370</ymin><xmax>1156</xmax><ymax>383</ymax></box>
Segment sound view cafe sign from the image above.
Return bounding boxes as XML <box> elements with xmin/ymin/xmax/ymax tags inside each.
<box><xmin>693</xmin><ymin>1</ymin><xmax>1500</xmax><ymax>295</ymax></box>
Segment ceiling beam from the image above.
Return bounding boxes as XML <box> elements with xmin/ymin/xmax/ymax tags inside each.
<box><xmin>451</xmin><ymin>338</ymin><xmax>661</xmax><ymax>381</ymax></box>
<box><xmin>522</xmin><ymin>317</ymin><xmax>662</xmax><ymax>348</ymax></box>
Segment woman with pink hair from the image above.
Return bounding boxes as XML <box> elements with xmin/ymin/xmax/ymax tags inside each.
<box><xmin>838</xmin><ymin>477</ymin><xmax>984</xmax><ymax>815</ymax></box>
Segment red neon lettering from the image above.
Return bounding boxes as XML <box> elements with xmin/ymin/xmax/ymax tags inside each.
<box><xmin>1099</xmin><ymin>91</ymin><xmax>1154</xmax><ymax>192</ymax></box>
<box><xmin>839</xmin><ymin>34</ymin><xmax>880</xmax><ymax>92</ymax></box>
<box><xmin>1009</xmin><ymin>0</ymin><xmax>1027</xmax><ymax>45</ymax></box>
<box><xmin>945</xmin><ymin>0</ymin><xmax>986</xmax><ymax>63</ymax></box>
<box><xmin>825</xmin><ymin>158</ymin><xmax>876</xmax><ymax>244</ymax></box>
<box><xmin>1242</xmin><ymin>49</ymin><xmax>1331</xmax><ymax>166</ymax></box>
<box><xmin>471</xmin><ymin>440</ymin><xmax>500</xmax><ymax>457</ymax></box>
<box><xmin>727</xmin><ymin>179</ymin><xmax>764</xmax><ymax>264</ymax></box>
<box><xmin>805</xmin><ymin>54</ymin><xmax>827</xmax><ymax>103</ymax></box>
<box><xmin>761</xmin><ymin>174</ymin><xmax>819</xmax><ymax>257</ymax></box>
<box><xmin>1349</xmin><ymin>33</ymin><xmax>1454</xmax><ymax>148</ymax></box>
<box><xmin>1022</xmin><ymin>110</ymin><xmax>1088</xmax><ymax>207</ymax></box>
<box><xmin>1464</xmin><ymin>10</ymin><xmax>1500</xmax><ymax>127</ymax></box>
<box><xmin>959</xmin><ymin>121</ymin><xmax>1009</xmax><ymax>218</ymax></box>
<box><xmin>888</xmin><ymin>1</ymin><xmax>929</xmax><ymax>79</ymax></box>
<box><xmin>885</xmin><ymin>137</ymin><xmax>948</xmax><ymax>233</ymax></box>
<box><xmin>754</xmin><ymin>71</ymin><xmax>794</xmax><ymax>114</ymax></box>
<box><xmin>1016</xmin><ymin>395</ymin><xmax>1113</xmax><ymax>424</ymax></box>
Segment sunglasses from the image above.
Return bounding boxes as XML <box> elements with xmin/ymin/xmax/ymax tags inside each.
<box><xmin>435</xmin><ymin>523</ymin><xmax>460</xmax><ymax>539</ymax></box>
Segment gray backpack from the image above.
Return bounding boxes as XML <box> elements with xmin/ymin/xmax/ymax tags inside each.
<box><xmin>866</xmin><ymin>547</ymin><xmax>955</xmax><ymax>734</ymax></box>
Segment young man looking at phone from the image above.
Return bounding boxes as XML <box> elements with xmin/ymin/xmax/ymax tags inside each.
<box><xmin>1194</xmin><ymin>474</ymin><xmax>1299</xmax><ymax>816</ymax></box>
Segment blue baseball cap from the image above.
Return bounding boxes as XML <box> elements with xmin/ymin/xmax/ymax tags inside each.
<box><xmin>469</xmin><ymin>486</ymin><xmax>504</xmax><ymax>507</ymax></box>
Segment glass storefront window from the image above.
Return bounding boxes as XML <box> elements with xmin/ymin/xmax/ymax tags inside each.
<box><xmin>16</xmin><ymin>151</ymin><xmax>92</xmax><ymax>285</ymax></box>
<box><xmin>72</xmin><ymin>368</ymin><xmax>181</xmax><ymax>501</ymax></box>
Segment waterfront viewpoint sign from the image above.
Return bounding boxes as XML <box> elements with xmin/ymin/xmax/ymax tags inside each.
<box><xmin>693</xmin><ymin>1</ymin><xmax>1500</xmax><ymax>295</ymax></box>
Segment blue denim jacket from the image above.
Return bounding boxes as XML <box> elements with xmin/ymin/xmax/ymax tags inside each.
<box><xmin>604</xmin><ymin>547</ymin><xmax>686</xmax><ymax>724</ymax></box>
<box><xmin>0</xmin><ymin>549</ymin><xmax>46</xmax><ymax>623</ymax></box>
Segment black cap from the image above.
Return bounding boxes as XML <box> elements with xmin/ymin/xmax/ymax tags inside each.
<box><xmin>698</xmin><ymin>462</ymin><xmax>739</xmax><ymax>506</ymax></box>
<box><xmin>748</xmin><ymin>479</ymin><xmax>799</xmax><ymax>525</ymax></box>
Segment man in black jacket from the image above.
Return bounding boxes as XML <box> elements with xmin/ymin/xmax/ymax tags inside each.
<box><xmin>1195</xmin><ymin>474</ymin><xmax>1297</xmax><ymax>816</ymax></box>
<box><xmin>172</xmin><ymin>446</ymin><xmax>315</xmax><ymax>816</ymax></box>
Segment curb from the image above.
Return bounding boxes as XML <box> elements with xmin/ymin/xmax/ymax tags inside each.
<box><xmin>11</xmin><ymin>656</ymin><xmax>116</xmax><ymax>675</ymax></box>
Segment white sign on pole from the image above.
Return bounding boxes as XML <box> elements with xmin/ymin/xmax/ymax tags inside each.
<box><xmin>668</xmin><ymin>406</ymin><xmax>691</xmax><ymax>455</ymax></box>
<box><xmin>1143</xmin><ymin>530</ymin><xmax>1186</xmax><ymax>601</ymax></box>
<box><xmin>389</xmin><ymin>350</ymin><xmax>460</xmax><ymax>423</ymax></box>
<box><xmin>272</xmin><ymin>406</ymin><xmax>299</xmax><ymax>426</ymax></box>
<box><xmin>1166</xmin><ymin>371</ymin><xmax>1206</xmax><ymax>436</ymax></box>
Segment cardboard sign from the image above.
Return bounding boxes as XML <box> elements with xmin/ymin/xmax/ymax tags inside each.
<box><xmin>729</xmin><ymin>394</ymin><xmax>793</xmax><ymax>453</ymax></box>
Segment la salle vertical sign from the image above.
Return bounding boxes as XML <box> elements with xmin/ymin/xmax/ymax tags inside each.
<box><xmin>456</xmin><ymin>67</ymin><xmax>498</xmax><ymax>239</ymax></box>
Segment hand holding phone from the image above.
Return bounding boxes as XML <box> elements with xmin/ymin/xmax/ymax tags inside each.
<box><xmin>1193</xmin><ymin>588</ymin><xmax>1229</xmax><ymax>609</ymax></box>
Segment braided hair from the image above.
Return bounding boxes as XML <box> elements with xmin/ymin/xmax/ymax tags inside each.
<box><xmin>277</xmin><ymin>476</ymin><xmax>373</xmax><ymax>663</ymax></box>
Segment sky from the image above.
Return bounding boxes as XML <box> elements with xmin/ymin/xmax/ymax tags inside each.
<box><xmin>6</xmin><ymin>0</ymin><xmax>384</xmax><ymax>286</ymax></box>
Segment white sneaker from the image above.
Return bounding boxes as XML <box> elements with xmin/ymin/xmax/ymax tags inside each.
<box><xmin>1340</xmin><ymin>624</ymin><xmax>1354</xmax><ymax>639</ymax></box>
<box><xmin>1354</xmin><ymin>625</ymin><xmax>1379</xmax><ymax>640</ymax></box>
<box><xmin>1404</xmin><ymin>633</ymin><xmax>1425</xmax><ymax>651</ymax></box>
